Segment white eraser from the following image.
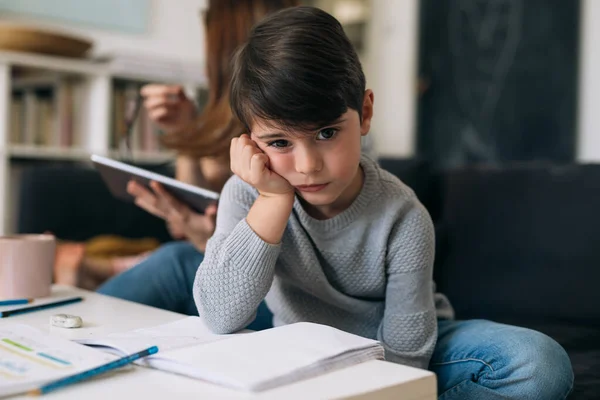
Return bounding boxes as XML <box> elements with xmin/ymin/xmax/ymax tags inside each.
<box><xmin>50</xmin><ymin>314</ymin><xmax>83</xmax><ymax>329</ymax></box>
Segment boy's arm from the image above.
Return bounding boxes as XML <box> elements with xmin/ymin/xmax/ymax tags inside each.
<box><xmin>378</xmin><ymin>202</ymin><xmax>437</xmax><ymax>370</ymax></box>
<box><xmin>195</xmin><ymin>135</ymin><xmax>295</xmax><ymax>333</ymax></box>
<box><xmin>193</xmin><ymin>176</ymin><xmax>293</xmax><ymax>334</ymax></box>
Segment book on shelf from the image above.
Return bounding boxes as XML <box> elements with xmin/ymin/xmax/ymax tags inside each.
<box><xmin>8</xmin><ymin>70</ymin><xmax>168</xmax><ymax>156</ymax></box>
<box><xmin>8</xmin><ymin>93</ymin><xmax>23</xmax><ymax>145</ymax></box>
<box><xmin>9</xmin><ymin>74</ymin><xmax>83</xmax><ymax>149</ymax></box>
<box><xmin>112</xmin><ymin>81</ymin><xmax>164</xmax><ymax>154</ymax></box>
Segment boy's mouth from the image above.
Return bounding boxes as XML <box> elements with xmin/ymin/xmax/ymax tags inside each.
<box><xmin>295</xmin><ymin>183</ymin><xmax>329</xmax><ymax>193</ymax></box>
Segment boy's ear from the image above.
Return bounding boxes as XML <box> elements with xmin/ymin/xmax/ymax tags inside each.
<box><xmin>360</xmin><ymin>90</ymin><xmax>374</xmax><ymax>136</ymax></box>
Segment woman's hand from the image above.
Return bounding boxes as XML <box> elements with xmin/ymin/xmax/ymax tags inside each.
<box><xmin>127</xmin><ymin>180</ymin><xmax>217</xmax><ymax>252</ymax></box>
<box><xmin>141</xmin><ymin>84</ymin><xmax>197</xmax><ymax>134</ymax></box>
<box><xmin>230</xmin><ymin>134</ymin><xmax>293</xmax><ymax>197</ymax></box>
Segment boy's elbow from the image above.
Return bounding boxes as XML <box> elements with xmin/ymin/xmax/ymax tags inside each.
<box><xmin>203</xmin><ymin>318</ymin><xmax>241</xmax><ymax>335</ymax></box>
<box><xmin>202</xmin><ymin>311</ymin><xmax>252</xmax><ymax>334</ymax></box>
<box><xmin>384</xmin><ymin>351</ymin><xmax>431</xmax><ymax>371</ymax></box>
<box><xmin>195</xmin><ymin>295</ymin><xmax>253</xmax><ymax>334</ymax></box>
<box><xmin>379</xmin><ymin>312</ymin><xmax>437</xmax><ymax>370</ymax></box>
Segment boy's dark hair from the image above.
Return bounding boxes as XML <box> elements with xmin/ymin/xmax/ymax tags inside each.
<box><xmin>230</xmin><ymin>6</ymin><xmax>366</xmax><ymax>133</ymax></box>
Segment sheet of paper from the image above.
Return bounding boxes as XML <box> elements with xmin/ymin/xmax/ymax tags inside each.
<box><xmin>76</xmin><ymin>316</ymin><xmax>235</xmax><ymax>359</ymax></box>
<box><xmin>75</xmin><ymin>318</ymin><xmax>384</xmax><ymax>393</ymax></box>
<box><xmin>159</xmin><ymin>322</ymin><xmax>384</xmax><ymax>391</ymax></box>
<box><xmin>0</xmin><ymin>323</ymin><xmax>114</xmax><ymax>398</ymax></box>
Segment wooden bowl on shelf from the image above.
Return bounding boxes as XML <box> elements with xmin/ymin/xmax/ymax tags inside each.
<box><xmin>0</xmin><ymin>25</ymin><xmax>92</xmax><ymax>58</ymax></box>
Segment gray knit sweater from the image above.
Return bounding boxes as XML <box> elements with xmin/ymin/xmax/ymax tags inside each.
<box><xmin>194</xmin><ymin>156</ymin><xmax>454</xmax><ymax>369</ymax></box>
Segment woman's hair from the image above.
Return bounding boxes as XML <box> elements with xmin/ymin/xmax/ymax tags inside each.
<box><xmin>160</xmin><ymin>0</ymin><xmax>298</xmax><ymax>158</ymax></box>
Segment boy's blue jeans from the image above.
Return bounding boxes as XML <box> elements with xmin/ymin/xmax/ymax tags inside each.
<box><xmin>98</xmin><ymin>242</ymin><xmax>574</xmax><ymax>399</ymax></box>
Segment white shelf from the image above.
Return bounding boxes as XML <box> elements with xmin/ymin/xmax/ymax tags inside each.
<box><xmin>7</xmin><ymin>145</ymin><xmax>175</xmax><ymax>164</ymax></box>
<box><xmin>111</xmin><ymin>71</ymin><xmax>207</xmax><ymax>87</ymax></box>
<box><xmin>0</xmin><ymin>50</ymin><xmax>105</xmax><ymax>75</ymax></box>
<box><xmin>0</xmin><ymin>50</ymin><xmax>208</xmax><ymax>87</ymax></box>
<box><xmin>0</xmin><ymin>50</ymin><xmax>201</xmax><ymax>234</ymax></box>
<box><xmin>8</xmin><ymin>145</ymin><xmax>91</xmax><ymax>161</ymax></box>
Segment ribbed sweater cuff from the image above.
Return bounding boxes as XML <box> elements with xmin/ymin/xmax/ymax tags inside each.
<box><xmin>225</xmin><ymin>219</ymin><xmax>281</xmax><ymax>279</ymax></box>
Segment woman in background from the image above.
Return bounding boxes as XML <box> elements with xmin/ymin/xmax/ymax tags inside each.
<box><xmin>98</xmin><ymin>0</ymin><xmax>298</xmax><ymax>330</ymax></box>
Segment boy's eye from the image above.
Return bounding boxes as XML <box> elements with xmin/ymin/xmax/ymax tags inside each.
<box><xmin>267</xmin><ymin>139</ymin><xmax>290</xmax><ymax>148</ymax></box>
<box><xmin>316</xmin><ymin>128</ymin><xmax>338</xmax><ymax>140</ymax></box>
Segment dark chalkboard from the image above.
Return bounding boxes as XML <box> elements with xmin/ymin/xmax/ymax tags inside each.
<box><xmin>416</xmin><ymin>0</ymin><xmax>580</xmax><ymax>169</ymax></box>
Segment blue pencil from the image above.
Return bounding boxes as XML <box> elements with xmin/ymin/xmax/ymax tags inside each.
<box><xmin>0</xmin><ymin>297</ymin><xmax>83</xmax><ymax>318</ymax></box>
<box><xmin>29</xmin><ymin>346</ymin><xmax>159</xmax><ymax>396</ymax></box>
<box><xmin>0</xmin><ymin>298</ymin><xmax>32</xmax><ymax>306</ymax></box>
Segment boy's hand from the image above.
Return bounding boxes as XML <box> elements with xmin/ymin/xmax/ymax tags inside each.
<box><xmin>230</xmin><ymin>134</ymin><xmax>294</xmax><ymax>197</ymax></box>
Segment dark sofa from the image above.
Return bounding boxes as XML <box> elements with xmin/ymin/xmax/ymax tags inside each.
<box><xmin>17</xmin><ymin>159</ymin><xmax>600</xmax><ymax>399</ymax></box>
<box><xmin>16</xmin><ymin>162</ymin><xmax>173</xmax><ymax>243</ymax></box>
<box><xmin>379</xmin><ymin>158</ymin><xmax>600</xmax><ymax>400</ymax></box>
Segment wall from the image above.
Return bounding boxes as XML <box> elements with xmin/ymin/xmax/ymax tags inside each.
<box><xmin>8</xmin><ymin>0</ymin><xmax>592</xmax><ymax>161</ymax></box>
<box><xmin>576</xmin><ymin>0</ymin><xmax>600</xmax><ymax>162</ymax></box>
<box><xmin>0</xmin><ymin>0</ymin><xmax>208</xmax><ymax>64</ymax></box>
<box><xmin>417</xmin><ymin>0</ymin><xmax>580</xmax><ymax>169</ymax></box>
<box><xmin>365</xmin><ymin>0</ymin><xmax>419</xmax><ymax>158</ymax></box>
<box><xmin>2</xmin><ymin>0</ymin><xmax>417</xmax><ymax>157</ymax></box>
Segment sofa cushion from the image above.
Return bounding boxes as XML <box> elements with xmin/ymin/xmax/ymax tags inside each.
<box><xmin>434</xmin><ymin>163</ymin><xmax>600</xmax><ymax>326</ymax></box>
<box><xmin>569</xmin><ymin>350</ymin><xmax>600</xmax><ymax>400</ymax></box>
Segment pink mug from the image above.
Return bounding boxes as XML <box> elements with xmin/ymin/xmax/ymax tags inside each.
<box><xmin>0</xmin><ymin>234</ymin><xmax>56</xmax><ymax>299</ymax></box>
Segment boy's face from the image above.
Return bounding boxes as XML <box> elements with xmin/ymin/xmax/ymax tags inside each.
<box><xmin>250</xmin><ymin>90</ymin><xmax>374</xmax><ymax>218</ymax></box>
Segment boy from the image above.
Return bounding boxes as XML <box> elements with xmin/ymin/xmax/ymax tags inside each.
<box><xmin>194</xmin><ymin>6</ymin><xmax>573</xmax><ymax>399</ymax></box>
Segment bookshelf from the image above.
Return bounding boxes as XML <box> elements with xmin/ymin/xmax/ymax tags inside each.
<box><xmin>0</xmin><ymin>50</ymin><xmax>207</xmax><ymax>234</ymax></box>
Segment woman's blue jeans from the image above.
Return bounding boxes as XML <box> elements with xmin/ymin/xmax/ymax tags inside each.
<box><xmin>98</xmin><ymin>241</ymin><xmax>272</xmax><ymax>330</ymax></box>
<box><xmin>98</xmin><ymin>242</ymin><xmax>573</xmax><ymax>399</ymax></box>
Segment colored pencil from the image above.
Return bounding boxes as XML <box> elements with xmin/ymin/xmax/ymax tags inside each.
<box><xmin>0</xmin><ymin>297</ymin><xmax>83</xmax><ymax>318</ymax></box>
<box><xmin>29</xmin><ymin>346</ymin><xmax>159</xmax><ymax>396</ymax></box>
<box><xmin>0</xmin><ymin>298</ymin><xmax>33</xmax><ymax>306</ymax></box>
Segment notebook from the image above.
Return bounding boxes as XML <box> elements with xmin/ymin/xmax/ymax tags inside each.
<box><xmin>0</xmin><ymin>323</ymin><xmax>115</xmax><ymax>398</ymax></box>
<box><xmin>75</xmin><ymin>317</ymin><xmax>385</xmax><ymax>392</ymax></box>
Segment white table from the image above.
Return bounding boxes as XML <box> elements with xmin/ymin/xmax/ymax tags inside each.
<box><xmin>3</xmin><ymin>285</ymin><xmax>437</xmax><ymax>399</ymax></box>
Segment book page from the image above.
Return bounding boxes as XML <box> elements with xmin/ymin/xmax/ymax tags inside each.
<box><xmin>159</xmin><ymin>322</ymin><xmax>384</xmax><ymax>391</ymax></box>
<box><xmin>75</xmin><ymin>319</ymin><xmax>384</xmax><ymax>393</ymax></box>
<box><xmin>76</xmin><ymin>316</ymin><xmax>235</xmax><ymax>358</ymax></box>
<box><xmin>0</xmin><ymin>323</ymin><xmax>114</xmax><ymax>398</ymax></box>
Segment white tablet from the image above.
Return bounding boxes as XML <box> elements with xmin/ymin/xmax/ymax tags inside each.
<box><xmin>91</xmin><ymin>154</ymin><xmax>219</xmax><ymax>214</ymax></box>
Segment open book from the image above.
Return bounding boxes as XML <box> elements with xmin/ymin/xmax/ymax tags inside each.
<box><xmin>75</xmin><ymin>317</ymin><xmax>385</xmax><ymax>392</ymax></box>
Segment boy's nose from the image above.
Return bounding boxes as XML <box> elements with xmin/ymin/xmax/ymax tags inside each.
<box><xmin>295</xmin><ymin>148</ymin><xmax>323</xmax><ymax>175</ymax></box>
